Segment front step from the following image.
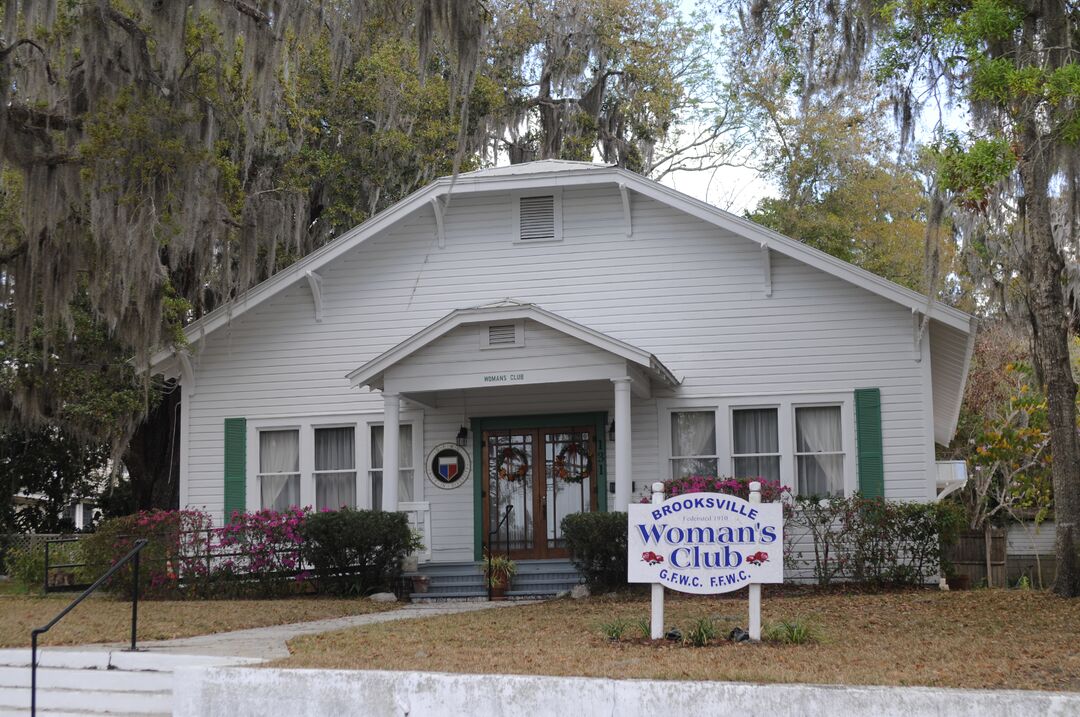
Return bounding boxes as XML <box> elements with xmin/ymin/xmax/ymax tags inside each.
<box><xmin>409</xmin><ymin>559</ymin><xmax>583</xmax><ymax>601</ymax></box>
<box><xmin>0</xmin><ymin>650</ymin><xmax>260</xmax><ymax>716</ymax></box>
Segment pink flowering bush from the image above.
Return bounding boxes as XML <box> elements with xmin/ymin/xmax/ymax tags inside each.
<box><xmin>214</xmin><ymin>507</ymin><xmax>309</xmax><ymax>596</ymax></box>
<box><xmin>657</xmin><ymin>475</ymin><xmax>790</xmax><ymax>503</ymax></box>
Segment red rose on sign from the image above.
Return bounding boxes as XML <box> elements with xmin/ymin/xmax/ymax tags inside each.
<box><xmin>745</xmin><ymin>551</ymin><xmax>769</xmax><ymax>566</ymax></box>
<box><xmin>641</xmin><ymin>551</ymin><xmax>664</xmax><ymax>565</ymax></box>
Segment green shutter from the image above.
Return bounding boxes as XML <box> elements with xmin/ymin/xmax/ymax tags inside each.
<box><xmin>854</xmin><ymin>388</ymin><xmax>884</xmax><ymax>498</ymax></box>
<box><xmin>223</xmin><ymin>417</ymin><xmax>247</xmax><ymax>520</ymax></box>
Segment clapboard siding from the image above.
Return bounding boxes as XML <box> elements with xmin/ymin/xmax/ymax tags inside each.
<box><xmin>184</xmin><ymin>185</ymin><xmax>934</xmax><ymax>560</ymax></box>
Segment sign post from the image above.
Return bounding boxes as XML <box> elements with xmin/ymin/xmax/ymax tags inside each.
<box><xmin>629</xmin><ymin>481</ymin><xmax>783</xmax><ymax>641</ymax></box>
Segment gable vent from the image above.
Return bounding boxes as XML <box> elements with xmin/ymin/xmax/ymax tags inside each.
<box><xmin>487</xmin><ymin>323</ymin><xmax>518</xmax><ymax>346</ymax></box>
<box><xmin>518</xmin><ymin>195</ymin><xmax>556</xmax><ymax>241</ymax></box>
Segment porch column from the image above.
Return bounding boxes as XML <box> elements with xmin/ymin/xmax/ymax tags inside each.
<box><xmin>613</xmin><ymin>377</ymin><xmax>632</xmax><ymax>512</ymax></box>
<box><xmin>383</xmin><ymin>392</ymin><xmax>400</xmax><ymax>512</ymax></box>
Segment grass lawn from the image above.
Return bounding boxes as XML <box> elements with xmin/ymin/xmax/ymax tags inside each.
<box><xmin>0</xmin><ymin>593</ymin><xmax>398</xmax><ymax>648</ymax></box>
<box><xmin>278</xmin><ymin>587</ymin><xmax>1080</xmax><ymax>691</ymax></box>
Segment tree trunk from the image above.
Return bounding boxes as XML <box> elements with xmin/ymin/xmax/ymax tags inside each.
<box><xmin>1021</xmin><ymin>156</ymin><xmax>1080</xmax><ymax>597</ymax></box>
<box><xmin>122</xmin><ymin>386</ymin><xmax>181</xmax><ymax>512</ymax></box>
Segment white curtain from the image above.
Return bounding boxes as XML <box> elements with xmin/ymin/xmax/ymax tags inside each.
<box><xmin>670</xmin><ymin>411</ymin><xmax>718</xmax><ymax>477</ymax></box>
<box><xmin>260</xmin><ymin>430</ymin><xmax>300</xmax><ymax>511</ymax></box>
<box><xmin>795</xmin><ymin>406</ymin><xmax>843</xmax><ymax>496</ymax></box>
<box><xmin>370</xmin><ymin>425</ymin><xmax>414</xmax><ymax>509</ymax></box>
<box><xmin>316</xmin><ymin>427</ymin><xmax>356</xmax><ymax>511</ymax></box>
<box><xmin>732</xmin><ymin>408</ymin><xmax>780</xmax><ymax>481</ymax></box>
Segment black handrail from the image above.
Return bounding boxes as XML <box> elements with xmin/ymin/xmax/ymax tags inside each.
<box><xmin>30</xmin><ymin>538</ymin><xmax>149</xmax><ymax>717</ymax></box>
<box><xmin>486</xmin><ymin>504</ymin><xmax>514</xmax><ymax>600</ymax></box>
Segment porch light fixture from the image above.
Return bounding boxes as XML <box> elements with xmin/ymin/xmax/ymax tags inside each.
<box><xmin>608</xmin><ymin>420</ymin><xmax>616</xmax><ymax>442</ymax></box>
<box><xmin>456</xmin><ymin>426</ymin><xmax>469</xmax><ymax>447</ymax></box>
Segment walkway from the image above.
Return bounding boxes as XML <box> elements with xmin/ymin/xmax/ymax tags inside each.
<box><xmin>91</xmin><ymin>600</ymin><xmax>530</xmax><ymax>660</ymax></box>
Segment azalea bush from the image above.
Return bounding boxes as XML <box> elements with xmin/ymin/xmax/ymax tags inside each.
<box><xmin>215</xmin><ymin>507</ymin><xmax>308</xmax><ymax>596</ymax></box>
<box><xmin>299</xmin><ymin>508</ymin><xmax>418</xmax><ymax>596</ymax></box>
<box><xmin>562</xmin><ymin>511</ymin><xmax>629</xmax><ymax>590</ymax></box>
<box><xmin>657</xmin><ymin>475</ymin><xmax>790</xmax><ymax>504</ymax></box>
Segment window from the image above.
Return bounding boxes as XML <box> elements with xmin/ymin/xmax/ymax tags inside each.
<box><xmin>258</xmin><ymin>429</ymin><xmax>300</xmax><ymax>511</ymax></box>
<box><xmin>732</xmin><ymin>408</ymin><xmax>781</xmax><ymax>482</ymax></box>
<box><xmin>314</xmin><ymin>427</ymin><xmax>356</xmax><ymax>511</ymax></box>
<box><xmin>670</xmin><ymin>411</ymin><xmax>718</xmax><ymax>478</ymax></box>
<box><xmin>370</xmin><ymin>424</ymin><xmax>414</xmax><ymax>510</ymax></box>
<box><xmin>795</xmin><ymin>406</ymin><xmax>844</xmax><ymax>497</ymax></box>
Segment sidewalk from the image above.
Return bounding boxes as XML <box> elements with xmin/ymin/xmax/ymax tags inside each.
<box><xmin>91</xmin><ymin>600</ymin><xmax>529</xmax><ymax>660</ymax></box>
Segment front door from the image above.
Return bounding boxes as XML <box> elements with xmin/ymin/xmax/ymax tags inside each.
<box><xmin>483</xmin><ymin>425</ymin><xmax>599</xmax><ymax>559</ymax></box>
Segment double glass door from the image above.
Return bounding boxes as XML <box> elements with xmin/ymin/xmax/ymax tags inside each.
<box><xmin>483</xmin><ymin>425</ymin><xmax>599</xmax><ymax>559</ymax></box>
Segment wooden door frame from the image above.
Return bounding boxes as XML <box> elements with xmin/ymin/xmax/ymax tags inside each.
<box><xmin>472</xmin><ymin>411</ymin><xmax>608</xmax><ymax>561</ymax></box>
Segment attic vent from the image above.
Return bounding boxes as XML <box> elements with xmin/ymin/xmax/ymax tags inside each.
<box><xmin>488</xmin><ymin>324</ymin><xmax>518</xmax><ymax>345</ymax></box>
<box><xmin>481</xmin><ymin>320</ymin><xmax>524</xmax><ymax>349</ymax></box>
<box><xmin>518</xmin><ymin>195</ymin><xmax>557</xmax><ymax>241</ymax></box>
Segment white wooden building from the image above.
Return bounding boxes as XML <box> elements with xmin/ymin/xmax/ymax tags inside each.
<box><xmin>150</xmin><ymin>160</ymin><xmax>975</xmax><ymax>570</ymax></box>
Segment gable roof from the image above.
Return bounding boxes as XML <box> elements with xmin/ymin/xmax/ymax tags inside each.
<box><xmin>346</xmin><ymin>300</ymin><xmax>681</xmax><ymax>391</ymax></box>
<box><xmin>150</xmin><ymin>160</ymin><xmax>975</xmax><ymax>368</ymax></box>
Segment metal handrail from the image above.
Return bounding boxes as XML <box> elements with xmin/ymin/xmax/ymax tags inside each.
<box><xmin>30</xmin><ymin>538</ymin><xmax>149</xmax><ymax>717</ymax></box>
<box><xmin>486</xmin><ymin>505</ymin><xmax>514</xmax><ymax>600</ymax></box>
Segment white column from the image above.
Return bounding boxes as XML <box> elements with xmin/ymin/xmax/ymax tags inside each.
<box><xmin>613</xmin><ymin>377</ymin><xmax>632</xmax><ymax>512</ymax></box>
<box><xmin>383</xmin><ymin>393</ymin><xmax>400</xmax><ymax>512</ymax></box>
<box><xmin>650</xmin><ymin>481</ymin><xmax>665</xmax><ymax>640</ymax></box>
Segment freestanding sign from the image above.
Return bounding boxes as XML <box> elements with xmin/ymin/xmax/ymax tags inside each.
<box><xmin>628</xmin><ymin>482</ymin><xmax>783</xmax><ymax>640</ymax></box>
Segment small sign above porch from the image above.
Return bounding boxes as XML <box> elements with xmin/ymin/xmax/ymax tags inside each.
<box><xmin>346</xmin><ymin>301</ymin><xmax>680</xmax><ymax>397</ymax></box>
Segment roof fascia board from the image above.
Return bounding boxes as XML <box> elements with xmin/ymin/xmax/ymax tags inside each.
<box><xmin>938</xmin><ymin>315</ymin><xmax>979</xmax><ymax>444</ymax></box>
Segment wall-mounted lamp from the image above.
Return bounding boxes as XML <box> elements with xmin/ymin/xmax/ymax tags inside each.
<box><xmin>456</xmin><ymin>426</ymin><xmax>469</xmax><ymax>447</ymax></box>
<box><xmin>608</xmin><ymin>420</ymin><xmax>616</xmax><ymax>442</ymax></box>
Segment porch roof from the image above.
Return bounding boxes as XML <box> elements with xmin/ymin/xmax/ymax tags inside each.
<box><xmin>346</xmin><ymin>300</ymin><xmax>680</xmax><ymax>394</ymax></box>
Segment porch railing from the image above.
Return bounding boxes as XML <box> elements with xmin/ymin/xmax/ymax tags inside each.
<box><xmin>399</xmin><ymin>501</ymin><xmax>431</xmax><ymax>562</ymax></box>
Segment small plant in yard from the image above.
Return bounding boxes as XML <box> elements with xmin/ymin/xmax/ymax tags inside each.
<box><xmin>598</xmin><ymin>618</ymin><xmax>630</xmax><ymax>641</ymax></box>
<box><xmin>633</xmin><ymin>616</ymin><xmax>651</xmax><ymax>639</ymax></box>
<box><xmin>482</xmin><ymin>554</ymin><xmax>517</xmax><ymax>589</ymax></box>
<box><xmin>763</xmin><ymin>618</ymin><xmax>821</xmax><ymax>645</ymax></box>
<box><xmin>684</xmin><ymin>617</ymin><xmax>718</xmax><ymax>647</ymax></box>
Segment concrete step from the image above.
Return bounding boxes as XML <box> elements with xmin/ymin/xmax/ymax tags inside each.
<box><xmin>0</xmin><ymin>666</ymin><xmax>172</xmax><ymax>693</ymax></box>
<box><xmin>0</xmin><ymin>685</ymin><xmax>171</xmax><ymax>714</ymax></box>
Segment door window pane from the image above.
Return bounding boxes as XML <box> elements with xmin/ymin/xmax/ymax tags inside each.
<box><xmin>315</xmin><ymin>427</ymin><xmax>356</xmax><ymax>511</ymax></box>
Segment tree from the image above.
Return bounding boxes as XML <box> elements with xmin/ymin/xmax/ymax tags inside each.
<box><xmin>727</xmin><ymin>0</ymin><xmax>1080</xmax><ymax>597</ymax></box>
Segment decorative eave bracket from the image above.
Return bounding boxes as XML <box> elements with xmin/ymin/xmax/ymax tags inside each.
<box><xmin>306</xmin><ymin>270</ymin><xmax>324</xmax><ymax>323</ymax></box>
<box><xmin>913</xmin><ymin>309</ymin><xmax>926</xmax><ymax>362</ymax></box>
<box><xmin>618</xmin><ymin>182</ymin><xmax>633</xmax><ymax>238</ymax></box>
<box><xmin>761</xmin><ymin>244</ymin><xmax>772</xmax><ymax>297</ymax></box>
<box><xmin>178</xmin><ymin>351</ymin><xmax>196</xmax><ymax>397</ymax></box>
<box><xmin>431</xmin><ymin>197</ymin><xmax>446</xmax><ymax>248</ymax></box>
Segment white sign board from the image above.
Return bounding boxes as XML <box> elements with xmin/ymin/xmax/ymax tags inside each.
<box><xmin>628</xmin><ymin>492</ymin><xmax>784</xmax><ymax>594</ymax></box>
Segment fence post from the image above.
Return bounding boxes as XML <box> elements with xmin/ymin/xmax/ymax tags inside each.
<box><xmin>650</xmin><ymin>481</ymin><xmax>665</xmax><ymax>640</ymax></box>
<box><xmin>129</xmin><ymin>550</ymin><xmax>140</xmax><ymax>651</ymax></box>
<box><xmin>748</xmin><ymin>480</ymin><xmax>762</xmax><ymax>641</ymax></box>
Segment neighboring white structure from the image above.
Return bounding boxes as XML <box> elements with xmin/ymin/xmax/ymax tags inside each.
<box><xmin>150</xmin><ymin>160</ymin><xmax>976</xmax><ymax>565</ymax></box>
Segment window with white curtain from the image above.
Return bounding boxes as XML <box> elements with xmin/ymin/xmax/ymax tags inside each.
<box><xmin>669</xmin><ymin>411</ymin><xmax>718</xmax><ymax>478</ymax></box>
<box><xmin>369</xmin><ymin>424</ymin><xmax>414</xmax><ymax>510</ymax></box>
<box><xmin>795</xmin><ymin>406</ymin><xmax>844</xmax><ymax>497</ymax></box>
<box><xmin>314</xmin><ymin>427</ymin><xmax>356</xmax><ymax>511</ymax></box>
<box><xmin>258</xmin><ymin>430</ymin><xmax>300</xmax><ymax>511</ymax></box>
<box><xmin>731</xmin><ymin>408</ymin><xmax>781</xmax><ymax>483</ymax></box>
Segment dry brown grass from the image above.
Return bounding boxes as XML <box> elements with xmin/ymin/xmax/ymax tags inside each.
<box><xmin>0</xmin><ymin>594</ymin><xmax>397</xmax><ymax>648</ymax></box>
<box><xmin>278</xmin><ymin>588</ymin><xmax>1080</xmax><ymax>691</ymax></box>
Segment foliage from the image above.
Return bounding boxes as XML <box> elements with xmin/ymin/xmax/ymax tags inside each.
<box><xmin>0</xmin><ymin>425</ymin><xmax>110</xmax><ymax>534</ymax></box>
<box><xmin>656</xmin><ymin>475</ymin><xmax>789</xmax><ymax>503</ymax></box>
<box><xmin>561</xmin><ymin>511</ymin><xmax>629</xmax><ymax>590</ymax></box>
<box><xmin>597</xmin><ymin>618</ymin><xmax>631</xmax><ymax>640</ymax></box>
<box><xmin>684</xmin><ymin>617</ymin><xmax>719</xmax><ymax>647</ymax></box>
<box><xmin>763</xmin><ymin>617</ymin><xmax>821</xmax><ymax>645</ymax></box>
<box><xmin>481</xmin><ymin>553</ymin><xmax>518</xmax><ymax>589</ymax></box>
<box><xmin>5</xmin><ymin>541</ymin><xmax>82</xmax><ymax>591</ymax></box>
<box><xmin>786</xmin><ymin>495</ymin><xmax>965</xmax><ymax>587</ymax></box>
<box><xmin>299</xmin><ymin>508</ymin><xmax>419</xmax><ymax>596</ymax></box>
<box><xmin>217</xmin><ymin>507</ymin><xmax>309</xmax><ymax>596</ymax></box>
<box><xmin>81</xmin><ymin>509</ymin><xmax>215</xmax><ymax>599</ymax></box>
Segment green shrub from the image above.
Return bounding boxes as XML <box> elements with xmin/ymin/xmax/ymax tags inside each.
<box><xmin>6</xmin><ymin>541</ymin><xmax>83</xmax><ymax>591</ymax></box>
<box><xmin>598</xmin><ymin>618</ymin><xmax>630</xmax><ymax>640</ymax></box>
<box><xmin>763</xmin><ymin>617</ymin><xmax>821</xmax><ymax>644</ymax></box>
<box><xmin>684</xmin><ymin>617</ymin><xmax>718</xmax><ymax>647</ymax></box>
<box><xmin>561</xmin><ymin>511</ymin><xmax>628</xmax><ymax>590</ymax></box>
<box><xmin>299</xmin><ymin>508</ymin><xmax>419</xmax><ymax>596</ymax></box>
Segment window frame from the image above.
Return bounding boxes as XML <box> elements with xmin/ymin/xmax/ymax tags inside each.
<box><xmin>792</xmin><ymin>402</ymin><xmax>847</xmax><ymax>498</ymax></box>
<box><xmin>245</xmin><ymin>411</ymin><xmax>424</xmax><ymax>512</ymax></box>
<box><xmin>667</xmin><ymin>408</ymin><xmax>721</xmax><ymax>480</ymax></box>
<box><xmin>729</xmin><ymin>404</ymin><xmax>783</xmax><ymax>484</ymax></box>
<box><xmin>657</xmin><ymin>393</ymin><xmax>857</xmax><ymax>497</ymax></box>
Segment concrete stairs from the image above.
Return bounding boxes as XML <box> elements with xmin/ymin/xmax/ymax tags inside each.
<box><xmin>0</xmin><ymin>649</ymin><xmax>259</xmax><ymax>716</ymax></box>
<box><xmin>408</xmin><ymin>559</ymin><xmax>582</xmax><ymax>601</ymax></box>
